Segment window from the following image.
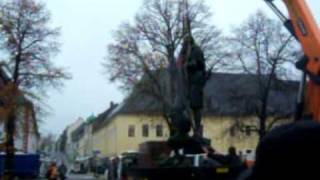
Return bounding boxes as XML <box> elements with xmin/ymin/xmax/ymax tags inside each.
<box><xmin>142</xmin><ymin>124</ymin><xmax>149</xmax><ymax>137</ymax></box>
<box><xmin>245</xmin><ymin>126</ymin><xmax>251</xmax><ymax>136</ymax></box>
<box><xmin>128</xmin><ymin>125</ymin><xmax>135</xmax><ymax>137</ymax></box>
<box><xmin>156</xmin><ymin>124</ymin><xmax>163</xmax><ymax>137</ymax></box>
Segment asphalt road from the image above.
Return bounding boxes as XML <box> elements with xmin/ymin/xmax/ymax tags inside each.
<box><xmin>66</xmin><ymin>174</ymin><xmax>98</xmax><ymax>180</ymax></box>
<box><xmin>38</xmin><ymin>173</ymin><xmax>98</xmax><ymax>180</ymax></box>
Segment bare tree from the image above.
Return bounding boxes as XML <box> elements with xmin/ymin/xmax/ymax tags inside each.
<box><xmin>104</xmin><ymin>0</ymin><xmax>225</xmax><ymax>131</ymax></box>
<box><xmin>0</xmin><ymin>0</ymin><xmax>69</xmax><ymax>178</ymax></box>
<box><xmin>227</xmin><ymin>11</ymin><xmax>299</xmax><ymax>139</ymax></box>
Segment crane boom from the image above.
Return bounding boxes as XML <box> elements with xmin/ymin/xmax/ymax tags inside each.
<box><xmin>265</xmin><ymin>0</ymin><xmax>320</xmax><ymax>122</ymax></box>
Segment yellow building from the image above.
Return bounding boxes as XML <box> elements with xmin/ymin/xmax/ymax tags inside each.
<box><xmin>93</xmin><ymin>113</ymin><xmax>169</xmax><ymax>157</ymax></box>
<box><xmin>92</xmin><ymin>73</ymin><xmax>298</xmax><ymax>158</ymax></box>
<box><xmin>92</xmin><ymin>114</ymin><xmax>263</xmax><ymax>157</ymax></box>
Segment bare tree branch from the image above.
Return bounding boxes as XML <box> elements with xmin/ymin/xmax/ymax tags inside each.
<box><xmin>227</xmin><ymin>10</ymin><xmax>299</xmax><ymax>138</ymax></box>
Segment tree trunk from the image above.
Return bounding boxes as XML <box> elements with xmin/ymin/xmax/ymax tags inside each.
<box><xmin>163</xmin><ymin>112</ymin><xmax>174</xmax><ymax>136</ymax></box>
<box><xmin>166</xmin><ymin>46</ymin><xmax>177</xmax><ymax>136</ymax></box>
<box><xmin>167</xmin><ymin>45</ymin><xmax>177</xmax><ymax>104</ymax></box>
<box><xmin>4</xmin><ymin>111</ymin><xmax>16</xmax><ymax>180</ymax></box>
<box><xmin>259</xmin><ymin>95</ymin><xmax>268</xmax><ymax>140</ymax></box>
<box><xmin>259</xmin><ymin>115</ymin><xmax>267</xmax><ymax>140</ymax></box>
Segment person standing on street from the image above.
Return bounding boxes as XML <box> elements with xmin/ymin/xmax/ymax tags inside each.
<box><xmin>227</xmin><ymin>146</ymin><xmax>243</xmax><ymax>168</ymax></box>
<box><xmin>46</xmin><ymin>162</ymin><xmax>59</xmax><ymax>180</ymax></box>
<box><xmin>58</xmin><ymin>162</ymin><xmax>68</xmax><ymax>180</ymax></box>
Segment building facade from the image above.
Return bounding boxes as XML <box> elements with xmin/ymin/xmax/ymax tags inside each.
<box><xmin>59</xmin><ymin>73</ymin><xmax>298</xmax><ymax>161</ymax></box>
<box><xmin>90</xmin><ymin>73</ymin><xmax>298</xmax><ymax>158</ymax></box>
<box><xmin>0</xmin><ymin>66</ymin><xmax>39</xmax><ymax>153</ymax></box>
<box><xmin>76</xmin><ymin>116</ymin><xmax>96</xmax><ymax>159</ymax></box>
<box><xmin>92</xmin><ymin>113</ymin><xmax>169</xmax><ymax>157</ymax></box>
<box><xmin>91</xmin><ymin>114</ymin><xmax>262</xmax><ymax>157</ymax></box>
<box><xmin>65</xmin><ymin>118</ymin><xmax>85</xmax><ymax>161</ymax></box>
<box><xmin>13</xmin><ymin>103</ymin><xmax>39</xmax><ymax>153</ymax></box>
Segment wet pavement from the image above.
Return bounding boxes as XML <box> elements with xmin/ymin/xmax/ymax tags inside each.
<box><xmin>37</xmin><ymin>173</ymin><xmax>98</xmax><ymax>180</ymax></box>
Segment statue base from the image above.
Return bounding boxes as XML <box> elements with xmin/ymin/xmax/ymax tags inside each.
<box><xmin>167</xmin><ymin>134</ymin><xmax>211</xmax><ymax>154</ymax></box>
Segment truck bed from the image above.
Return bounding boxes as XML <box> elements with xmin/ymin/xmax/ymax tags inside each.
<box><xmin>126</xmin><ymin>166</ymin><xmax>241</xmax><ymax>180</ymax></box>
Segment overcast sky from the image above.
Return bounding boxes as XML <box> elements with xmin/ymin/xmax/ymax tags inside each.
<box><xmin>43</xmin><ymin>0</ymin><xmax>320</xmax><ymax>135</ymax></box>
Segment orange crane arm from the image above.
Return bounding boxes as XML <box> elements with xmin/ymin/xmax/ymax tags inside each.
<box><xmin>283</xmin><ymin>0</ymin><xmax>320</xmax><ymax>75</ymax></box>
<box><xmin>265</xmin><ymin>0</ymin><xmax>320</xmax><ymax>121</ymax></box>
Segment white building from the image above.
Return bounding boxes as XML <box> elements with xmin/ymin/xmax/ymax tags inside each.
<box><xmin>0</xmin><ymin>66</ymin><xmax>39</xmax><ymax>154</ymax></box>
<box><xmin>0</xmin><ymin>102</ymin><xmax>39</xmax><ymax>153</ymax></box>
<box><xmin>65</xmin><ymin>117</ymin><xmax>85</xmax><ymax>161</ymax></box>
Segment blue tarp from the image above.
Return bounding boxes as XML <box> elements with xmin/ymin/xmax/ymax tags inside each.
<box><xmin>0</xmin><ymin>154</ymin><xmax>40</xmax><ymax>178</ymax></box>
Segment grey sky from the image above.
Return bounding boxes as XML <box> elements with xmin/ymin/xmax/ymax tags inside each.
<box><xmin>43</xmin><ymin>0</ymin><xmax>320</xmax><ymax>135</ymax></box>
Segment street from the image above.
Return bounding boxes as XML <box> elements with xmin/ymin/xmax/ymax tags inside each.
<box><xmin>66</xmin><ymin>174</ymin><xmax>98</xmax><ymax>180</ymax></box>
<box><xmin>41</xmin><ymin>153</ymin><xmax>101</xmax><ymax>180</ymax></box>
<box><xmin>38</xmin><ymin>173</ymin><xmax>98</xmax><ymax>180</ymax></box>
